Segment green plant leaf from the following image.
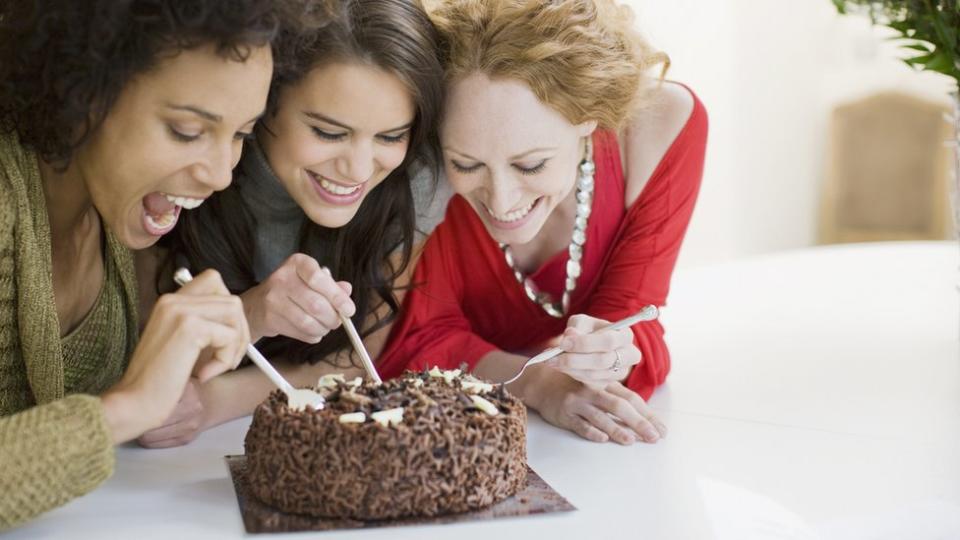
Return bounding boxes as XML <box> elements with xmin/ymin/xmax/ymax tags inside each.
<box><xmin>902</xmin><ymin>41</ymin><xmax>934</xmax><ymax>52</ymax></box>
<box><xmin>831</xmin><ymin>0</ymin><xmax>960</xmax><ymax>88</ymax></box>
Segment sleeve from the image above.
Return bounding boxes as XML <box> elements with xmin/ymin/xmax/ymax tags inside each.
<box><xmin>0</xmin><ymin>178</ymin><xmax>115</xmax><ymax>531</ymax></box>
<box><xmin>0</xmin><ymin>395</ymin><xmax>115</xmax><ymax>530</ymax></box>
<box><xmin>583</xmin><ymin>103</ymin><xmax>708</xmax><ymax>400</ymax></box>
<box><xmin>377</xmin><ymin>216</ymin><xmax>499</xmax><ymax>379</ymax></box>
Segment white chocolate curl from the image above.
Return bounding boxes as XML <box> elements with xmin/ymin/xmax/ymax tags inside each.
<box><xmin>338</xmin><ymin>412</ymin><xmax>366</xmax><ymax>424</ymax></box>
<box><xmin>461</xmin><ymin>380</ymin><xmax>493</xmax><ymax>394</ymax></box>
<box><xmin>371</xmin><ymin>407</ymin><xmax>404</xmax><ymax>427</ymax></box>
<box><xmin>317</xmin><ymin>373</ymin><xmax>347</xmax><ymax>389</ymax></box>
<box><xmin>427</xmin><ymin>367</ymin><xmax>462</xmax><ymax>384</ymax></box>
<box><xmin>470</xmin><ymin>395</ymin><xmax>499</xmax><ymax>416</ymax></box>
<box><xmin>442</xmin><ymin>369</ymin><xmax>462</xmax><ymax>384</ymax></box>
<box><xmin>286</xmin><ymin>388</ymin><xmax>326</xmax><ymax>411</ymax></box>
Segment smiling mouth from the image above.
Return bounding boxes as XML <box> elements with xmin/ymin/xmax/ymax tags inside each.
<box><xmin>484</xmin><ymin>197</ymin><xmax>541</xmax><ymax>223</ymax></box>
<box><xmin>309</xmin><ymin>171</ymin><xmax>363</xmax><ymax>196</ymax></box>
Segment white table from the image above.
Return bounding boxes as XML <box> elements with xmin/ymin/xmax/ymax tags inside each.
<box><xmin>10</xmin><ymin>242</ymin><xmax>960</xmax><ymax>539</ymax></box>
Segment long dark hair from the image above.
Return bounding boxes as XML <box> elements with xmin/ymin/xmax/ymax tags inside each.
<box><xmin>167</xmin><ymin>0</ymin><xmax>443</xmax><ymax>366</ymax></box>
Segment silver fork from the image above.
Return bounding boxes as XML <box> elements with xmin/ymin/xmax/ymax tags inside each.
<box><xmin>499</xmin><ymin>305</ymin><xmax>660</xmax><ymax>385</ymax></box>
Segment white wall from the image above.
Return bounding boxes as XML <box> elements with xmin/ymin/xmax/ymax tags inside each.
<box><xmin>623</xmin><ymin>0</ymin><xmax>956</xmax><ymax>268</ymax></box>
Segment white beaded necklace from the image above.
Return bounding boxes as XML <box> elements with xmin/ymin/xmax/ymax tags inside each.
<box><xmin>500</xmin><ymin>138</ymin><xmax>595</xmax><ymax>318</ymax></box>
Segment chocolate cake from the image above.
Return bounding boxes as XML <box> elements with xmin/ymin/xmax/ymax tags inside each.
<box><xmin>243</xmin><ymin>368</ymin><xmax>528</xmax><ymax>520</ymax></box>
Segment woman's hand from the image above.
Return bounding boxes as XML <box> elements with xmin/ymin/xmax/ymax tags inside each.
<box><xmin>241</xmin><ymin>253</ymin><xmax>354</xmax><ymax>343</ymax></box>
<box><xmin>524</xmin><ymin>366</ymin><xmax>667</xmax><ymax>445</ymax></box>
<box><xmin>135</xmin><ymin>378</ymin><xmax>206</xmax><ymax>448</ymax></box>
<box><xmin>100</xmin><ymin>269</ymin><xmax>250</xmax><ymax>444</ymax></box>
<box><xmin>547</xmin><ymin>314</ymin><xmax>641</xmax><ymax>384</ymax></box>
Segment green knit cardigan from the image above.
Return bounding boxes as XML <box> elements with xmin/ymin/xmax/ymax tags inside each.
<box><xmin>0</xmin><ymin>130</ymin><xmax>140</xmax><ymax>530</ymax></box>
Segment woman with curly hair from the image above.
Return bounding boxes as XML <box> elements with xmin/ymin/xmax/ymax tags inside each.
<box><xmin>378</xmin><ymin>0</ymin><xmax>708</xmax><ymax>445</ymax></box>
<box><xmin>0</xmin><ymin>0</ymin><xmax>309</xmax><ymax>529</ymax></box>
<box><xmin>141</xmin><ymin>0</ymin><xmax>445</xmax><ymax>447</ymax></box>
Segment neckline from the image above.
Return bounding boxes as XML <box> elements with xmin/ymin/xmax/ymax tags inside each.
<box><xmin>522</xmin><ymin>131</ymin><xmax>624</xmax><ymax>283</ymax></box>
<box><xmin>522</xmin><ymin>84</ymin><xmax>701</xmax><ymax>282</ymax></box>
<box><xmin>240</xmin><ymin>139</ymin><xmax>305</xmax><ymax>220</ymax></box>
<box><xmin>60</xmin><ymin>233</ymin><xmax>114</xmax><ymax>343</ymax></box>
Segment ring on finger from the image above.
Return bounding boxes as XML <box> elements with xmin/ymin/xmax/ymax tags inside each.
<box><xmin>611</xmin><ymin>349</ymin><xmax>623</xmax><ymax>373</ymax></box>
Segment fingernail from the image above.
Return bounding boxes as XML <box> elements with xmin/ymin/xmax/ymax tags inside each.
<box><xmin>644</xmin><ymin>429</ymin><xmax>660</xmax><ymax>442</ymax></box>
<box><xmin>560</xmin><ymin>338</ymin><xmax>574</xmax><ymax>350</ymax></box>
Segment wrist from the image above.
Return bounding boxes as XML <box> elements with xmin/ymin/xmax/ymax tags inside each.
<box><xmin>197</xmin><ymin>377</ymin><xmax>227</xmax><ymax>431</ymax></box>
<box><xmin>509</xmin><ymin>363</ymin><xmax>551</xmax><ymax>411</ymax></box>
<box><xmin>240</xmin><ymin>290</ymin><xmax>264</xmax><ymax>343</ymax></box>
<box><xmin>100</xmin><ymin>389</ymin><xmax>146</xmax><ymax>444</ymax></box>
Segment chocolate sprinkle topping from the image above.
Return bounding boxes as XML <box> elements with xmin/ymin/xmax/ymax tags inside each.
<box><xmin>244</xmin><ymin>370</ymin><xmax>527</xmax><ymax>520</ymax></box>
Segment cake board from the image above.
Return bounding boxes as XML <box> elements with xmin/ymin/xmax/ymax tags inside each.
<box><xmin>225</xmin><ymin>454</ymin><xmax>576</xmax><ymax>533</ymax></box>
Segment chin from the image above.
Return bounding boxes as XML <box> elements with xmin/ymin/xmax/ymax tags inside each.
<box><xmin>307</xmin><ymin>207</ymin><xmax>358</xmax><ymax>229</ymax></box>
<box><xmin>121</xmin><ymin>231</ymin><xmax>160</xmax><ymax>251</ymax></box>
<box><xmin>485</xmin><ymin>222</ymin><xmax>540</xmax><ymax>246</ymax></box>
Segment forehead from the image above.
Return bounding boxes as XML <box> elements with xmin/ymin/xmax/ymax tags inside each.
<box><xmin>287</xmin><ymin>62</ymin><xmax>416</xmax><ymax>126</ymax></box>
<box><xmin>127</xmin><ymin>44</ymin><xmax>273</xmax><ymax>122</ymax></box>
<box><xmin>442</xmin><ymin>73</ymin><xmax>576</xmax><ymax>157</ymax></box>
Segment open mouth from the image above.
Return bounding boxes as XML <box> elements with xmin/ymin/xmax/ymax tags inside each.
<box><xmin>140</xmin><ymin>192</ymin><xmax>206</xmax><ymax>236</ymax></box>
<box><xmin>307</xmin><ymin>171</ymin><xmax>366</xmax><ymax>205</ymax></box>
<box><xmin>482</xmin><ymin>197</ymin><xmax>542</xmax><ymax>230</ymax></box>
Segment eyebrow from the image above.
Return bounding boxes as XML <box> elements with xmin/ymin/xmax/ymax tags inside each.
<box><xmin>304</xmin><ymin>111</ymin><xmax>413</xmax><ymax>133</ymax></box>
<box><xmin>166</xmin><ymin>103</ymin><xmax>263</xmax><ymax>126</ymax></box>
<box><xmin>444</xmin><ymin>146</ymin><xmax>558</xmax><ymax>162</ymax></box>
<box><xmin>165</xmin><ymin>103</ymin><xmax>222</xmax><ymax>123</ymax></box>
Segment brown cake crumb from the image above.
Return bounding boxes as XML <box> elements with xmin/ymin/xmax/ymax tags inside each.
<box><xmin>244</xmin><ymin>369</ymin><xmax>527</xmax><ymax>520</ymax></box>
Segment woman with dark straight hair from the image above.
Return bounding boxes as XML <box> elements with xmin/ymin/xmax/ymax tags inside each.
<box><xmin>144</xmin><ymin>0</ymin><xmax>444</xmax><ymax>447</ymax></box>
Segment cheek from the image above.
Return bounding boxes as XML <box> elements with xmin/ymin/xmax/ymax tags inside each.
<box><xmin>230</xmin><ymin>139</ymin><xmax>245</xmax><ymax>169</ymax></box>
<box><xmin>284</xmin><ymin>132</ymin><xmax>326</xmax><ymax>166</ymax></box>
<box><xmin>443</xmin><ymin>166</ymin><xmax>476</xmax><ymax>195</ymax></box>
<box><xmin>377</xmin><ymin>144</ymin><xmax>408</xmax><ymax>173</ymax></box>
<box><xmin>267</xmin><ymin>119</ymin><xmax>331</xmax><ymax>170</ymax></box>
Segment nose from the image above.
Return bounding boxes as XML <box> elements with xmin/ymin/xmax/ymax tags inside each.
<box><xmin>336</xmin><ymin>139</ymin><xmax>375</xmax><ymax>184</ymax></box>
<box><xmin>485</xmin><ymin>169</ymin><xmax>523</xmax><ymax>216</ymax></box>
<box><xmin>191</xmin><ymin>140</ymin><xmax>234</xmax><ymax>192</ymax></box>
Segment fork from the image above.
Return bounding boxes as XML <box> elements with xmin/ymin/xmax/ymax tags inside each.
<box><xmin>499</xmin><ymin>305</ymin><xmax>660</xmax><ymax>385</ymax></box>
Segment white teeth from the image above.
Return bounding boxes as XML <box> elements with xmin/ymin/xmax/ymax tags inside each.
<box><xmin>145</xmin><ymin>210</ymin><xmax>177</xmax><ymax>230</ymax></box>
<box><xmin>318</xmin><ymin>177</ymin><xmax>361</xmax><ymax>196</ymax></box>
<box><xmin>487</xmin><ymin>199</ymin><xmax>536</xmax><ymax>222</ymax></box>
<box><xmin>163</xmin><ymin>193</ymin><xmax>205</xmax><ymax>210</ymax></box>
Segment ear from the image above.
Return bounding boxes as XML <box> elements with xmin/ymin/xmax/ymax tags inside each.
<box><xmin>575</xmin><ymin>119</ymin><xmax>599</xmax><ymax>138</ymax></box>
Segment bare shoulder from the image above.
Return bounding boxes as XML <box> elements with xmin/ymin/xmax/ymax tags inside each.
<box><xmin>619</xmin><ymin>81</ymin><xmax>695</xmax><ymax>208</ymax></box>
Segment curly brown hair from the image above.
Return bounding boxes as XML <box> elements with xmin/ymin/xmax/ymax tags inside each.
<box><xmin>0</xmin><ymin>0</ymin><xmax>328</xmax><ymax>168</ymax></box>
<box><xmin>429</xmin><ymin>0</ymin><xmax>669</xmax><ymax>131</ymax></box>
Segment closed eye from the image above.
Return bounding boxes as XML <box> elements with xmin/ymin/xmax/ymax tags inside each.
<box><xmin>311</xmin><ymin>126</ymin><xmax>347</xmax><ymax>142</ymax></box>
<box><xmin>167</xmin><ymin>125</ymin><xmax>200</xmax><ymax>143</ymax></box>
<box><xmin>451</xmin><ymin>160</ymin><xmax>483</xmax><ymax>174</ymax></box>
<box><xmin>512</xmin><ymin>159</ymin><xmax>548</xmax><ymax>175</ymax></box>
<box><xmin>378</xmin><ymin>130</ymin><xmax>410</xmax><ymax>144</ymax></box>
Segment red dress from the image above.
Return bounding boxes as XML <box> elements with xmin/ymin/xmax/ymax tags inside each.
<box><xmin>379</xmin><ymin>88</ymin><xmax>708</xmax><ymax>400</ymax></box>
